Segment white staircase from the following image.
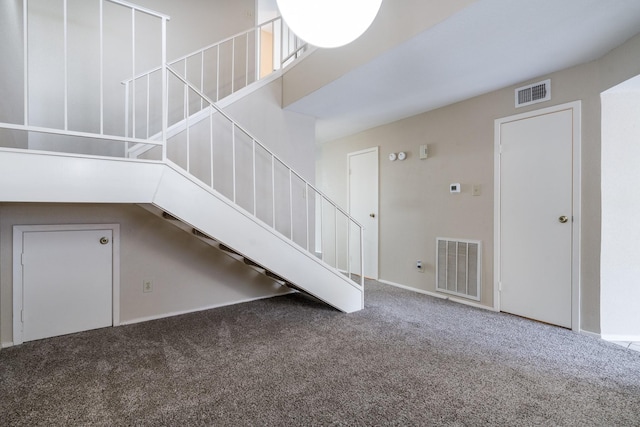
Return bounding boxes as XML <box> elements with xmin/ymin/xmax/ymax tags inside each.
<box><xmin>0</xmin><ymin>0</ymin><xmax>364</xmax><ymax>313</ymax></box>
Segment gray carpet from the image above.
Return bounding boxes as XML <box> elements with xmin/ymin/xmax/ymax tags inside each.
<box><xmin>1</xmin><ymin>280</ymin><xmax>639</xmax><ymax>426</ymax></box>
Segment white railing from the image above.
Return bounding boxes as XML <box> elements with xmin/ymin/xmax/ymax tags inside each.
<box><xmin>0</xmin><ymin>0</ymin><xmax>363</xmax><ymax>287</ymax></box>
<box><xmin>158</xmin><ymin>66</ymin><xmax>364</xmax><ymax>282</ymax></box>
<box><xmin>0</xmin><ymin>0</ymin><xmax>168</xmax><ymax>157</ymax></box>
<box><xmin>123</xmin><ymin>16</ymin><xmax>306</xmax><ymax>143</ymax></box>
<box><xmin>167</xmin><ymin>15</ymin><xmax>306</xmax><ymax>98</ymax></box>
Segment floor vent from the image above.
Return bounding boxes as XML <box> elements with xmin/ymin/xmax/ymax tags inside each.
<box><xmin>436</xmin><ymin>238</ymin><xmax>481</xmax><ymax>301</ymax></box>
<box><xmin>515</xmin><ymin>79</ymin><xmax>551</xmax><ymax>108</ymax></box>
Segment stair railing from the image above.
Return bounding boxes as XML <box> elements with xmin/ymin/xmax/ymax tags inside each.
<box><xmin>0</xmin><ymin>0</ymin><xmax>168</xmax><ymax>157</ymax></box>
<box><xmin>166</xmin><ymin>15</ymin><xmax>307</xmax><ymax>101</ymax></box>
<box><xmin>122</xmin><ymin>15</ymin><xmax>306</xmax><ymax>146</ymax></box>
<box><xmin>160</xmin><ymin>65</ymin><xmax>364</xmax><ymax>286</ymax></box>
<box><xmin>1</xmin><ymin>0</ymin><xmax>363</xmax><ymax>287</ymax></box>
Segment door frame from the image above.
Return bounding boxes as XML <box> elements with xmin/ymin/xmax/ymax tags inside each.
<box><xmin>493</xmin><ymin>101</ymin><xmax>581</xmax><ymax>331</ymax></box>
<box><xmin>347</xmin><ymin>146</ymin><xmax>379</xmax><ymax>280</ymax></box>
<box><xmin>12</xmin><ymin>223</ymin><xmax>121</xmax><ymax>345</ymax></box>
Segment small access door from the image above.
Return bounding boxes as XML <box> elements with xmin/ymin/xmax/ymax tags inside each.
<box><xmin>13</xmin><ymin>225</ymin><xmax>117</xmax><ymax>344</ymax></box>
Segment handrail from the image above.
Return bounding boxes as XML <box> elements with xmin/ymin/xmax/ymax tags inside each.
<box><xmin>166</xmin><ymin>65</ymin><xmax>362</xmax><ymax>229</ymax></box>
<box><xmin>122</xmin><ymin>15</ymin><xmax>306</xmax><ymax>104</ymax></box>
<box><xmin>169</xmin><ymin>16</ymin><xmax>284</xmax><ymax>67</ymax></box>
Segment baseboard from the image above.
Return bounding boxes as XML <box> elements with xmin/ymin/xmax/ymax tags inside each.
<box><xmin>377</xmin><ymin>279</ymin><xmax>496</xmax><ymax>312</ymax></box>
<box><xmin>579</xmin><ymin>329</ymin><xmax>601</xmax><ymax>339</ymax></box>
<box><xmin>1</xmin><ymin>341</ymin><xmax>14</xmax><ymax>349</ymax></box>
<box><xmin>601</xmin><ymin>334</ymin><xmax>640</xmax><ymax>342</ymax></box>
<box><xmin>119</xmin><ymin>291</ymin><xmax>294</xmax><ymax>326</ymax></box>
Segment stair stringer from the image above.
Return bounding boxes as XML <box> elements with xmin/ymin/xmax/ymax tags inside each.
<box><xmin>151</xmin><ymin>164</ymin><xmax>364</xmax><ymax>313</ymax></box>
<box><xmin>0</xmin><ymin>149</ymin><xmax>364</xmax><ymax>313</ymax></box>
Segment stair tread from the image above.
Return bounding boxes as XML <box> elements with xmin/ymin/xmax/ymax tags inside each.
<box><xmin>218</xmin><ymin>244</ymin><xmax>240</xmax><ymax>256</ymax></box>
<box><xmin>162</xmin><ymin>211</ymin><xmax>179</xmax><ymax>221</ymax></box>
<box><xmin>243</xmin><ymin>258</ymin><xmax>263</xmax><ymax>269</ymax></box>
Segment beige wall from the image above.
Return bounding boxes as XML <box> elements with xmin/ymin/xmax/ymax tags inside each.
<box><xmin>316</xmin><ymin>33</ymin><xmax>640</xmax><ymax>334</ymax></box>
<box><xmin>0</xmin><ymin>203</ymin><xmax>289</xmax><ymax>347</ymax></box>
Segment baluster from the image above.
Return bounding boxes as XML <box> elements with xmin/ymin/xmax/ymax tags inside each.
<box><xmin>232</xmin><ymin>122</ymin><xmax>237</xmax><ymax>203</ymax></box>
<box><xmin>63</xmin><ymin>0</ymin><xmax>68</xmax><ymax>131</ymax></box>
<box><xmin>252</xmin><ymin>138</ymin><xmax>256</xmax><ymax>216</ymax></box>
<box><xmin>23</xmin><ymin>0</ymin><xmax>29</xmax><ymax>126</ymax></box>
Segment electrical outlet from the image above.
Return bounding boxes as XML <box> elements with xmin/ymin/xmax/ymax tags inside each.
<box><xmin>143</xmin><ymin>280</ymin><xmax>153</xmax><ymax>293</ymax></box>
<box><xmin>416</xmin><ymin>260</ymin><xmax>424</xmax><ymax>272</ymax></box>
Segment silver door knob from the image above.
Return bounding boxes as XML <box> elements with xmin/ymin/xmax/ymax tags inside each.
<box><xmin>370</xmin><ymin>213</ymin><xmax>376</xmax><ymax>218</ymax></box>
<box><xmin>100</xmin><ymin>237</ymin><xmax>110</xmax><ymax>244</ymax></box>
<box><xmin>558</xmin><ymin>216</ymin><xmax>568</xmax><ymax>224</ymax></box>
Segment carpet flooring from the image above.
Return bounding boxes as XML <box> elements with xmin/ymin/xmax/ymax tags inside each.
<box><xmin>1</xmin><ymin>280</ymin><xmax>639</xmax><ymax>426</ymax></box>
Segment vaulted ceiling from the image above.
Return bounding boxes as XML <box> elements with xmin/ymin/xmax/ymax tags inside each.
<box><xmin>283</xmin><ymin>0</ymin><xmax>640</xmax><ymax>142</ymax></box>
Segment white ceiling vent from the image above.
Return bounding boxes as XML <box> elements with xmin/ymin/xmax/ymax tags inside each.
<box><xmin>515</xmin><ymin>79</ymin><xmax>551</xmax><ymax>108</ymax></box>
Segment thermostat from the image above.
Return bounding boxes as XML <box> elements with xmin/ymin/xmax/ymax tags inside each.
<box><xmin>450</xmin><ymin>183</ymin><xmax>461</xmax><ymax>193</ymax></box>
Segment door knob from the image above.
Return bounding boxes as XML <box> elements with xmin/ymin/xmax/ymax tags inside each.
<box><xmin>370</xmin><ymin>213</ymin><xmax>376</xmax><ymax>218</ymax></box>
<box><xmin>100</xmin><ymin>237</ymin><xmax>110</xmax><ymax>244</ymax></box>
<box><xmin>558</xmin><ymin>215</ymin><xmax>568</xmax><ymax>224</ymax></box>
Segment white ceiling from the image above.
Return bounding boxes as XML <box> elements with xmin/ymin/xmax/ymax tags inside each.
<box><xmin>284</xmin><ymin>0</ymin><xmax>640</xmax><ymax>143</ymax></box>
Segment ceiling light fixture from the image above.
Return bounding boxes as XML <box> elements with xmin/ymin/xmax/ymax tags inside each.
<box><xmin>276</xmin><ymin>0</ymin><xmax>382</xmax><ymax>49</ymax></box>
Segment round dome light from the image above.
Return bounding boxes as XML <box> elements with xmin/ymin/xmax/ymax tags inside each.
<box><xmin>276</xmin><ymin>0</ymin><xmax>382</xmax><ymax>49</ymax></box>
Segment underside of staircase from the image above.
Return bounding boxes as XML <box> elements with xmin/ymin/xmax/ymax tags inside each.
<box><xmin>0</xmin><ymin>0</ymin><xmax>364</xmax><ymax>314</ymax></box>
<box><xmin>0</xmin><ymin>150</ymin><xmax>364</xmax><ymax>313</ymax></box>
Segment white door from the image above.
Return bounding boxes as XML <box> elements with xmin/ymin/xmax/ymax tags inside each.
<box><xmin>18</xmin><ymin>228</ymin><xmax>113</xmax><ymax>342</ymax></box>
<box><xmin>497</xmin><ymin>104</ymin><xmax>579</xmax><ymax>328</ymax></box>
<box><xmin>348</xmin><ymin>147</ymin><xmax>379</xmax><ymax>279</ymax></box>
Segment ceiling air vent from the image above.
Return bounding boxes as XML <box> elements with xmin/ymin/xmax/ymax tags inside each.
<box><xmin>515</xmin><ymin>79</ymin><xmax>551</xmax><ymax>108</ymax></box>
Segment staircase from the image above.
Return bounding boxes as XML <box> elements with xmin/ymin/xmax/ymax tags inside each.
<box><xmin>0</xmin><ymin>0</ymin><xmax>364</xmax><ymax>313</ymax></box>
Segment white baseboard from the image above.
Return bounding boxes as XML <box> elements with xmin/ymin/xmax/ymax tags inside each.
<box><xmin>601</xmin><ymin>334</ymin><xmax>640</xmax><ymax>342</ymax></box>
<box><xmin>119</xmin><ymin>292</ymin><xmax>293</xmax><ymax>326</ymax></box>
<box><xmin>1</xmin><ymin>341</ymin><xmax>14</xmax><ymax>349</ymax></box>
<box><xmin>579</xmin><ymin>329</ymin><xmax>601</xmax><ymax>339</ymax></box>
<box><xmin>377</xmin><ymin>279</ymin><xmax>497</xmax><ymax>312</ymax></box>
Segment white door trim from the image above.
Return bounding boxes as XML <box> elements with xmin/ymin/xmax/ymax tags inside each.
<box><xmin>12</xmin><ymin>223</ymin><xmax>121</xmax><ymax>346</ymax></box>
<box><xmin>347</xmin><ymin>146</ymin><xmax>379</xmax><ymax>279</ymax></box>
<box><xmin>494</xmin><ymin>101</ymin><xmax>581</xmax><ymax>331</ymax></box>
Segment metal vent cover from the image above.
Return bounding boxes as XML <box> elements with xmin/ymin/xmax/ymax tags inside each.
<box><xmin>515</xmin><ymin>79</ymin><xmax>551</xmax><ymax>108</ymax></box>
<box><xmin>436</xmin><ymin>238</ymin><xmax>481</xmax><ymax>301</ymax></box>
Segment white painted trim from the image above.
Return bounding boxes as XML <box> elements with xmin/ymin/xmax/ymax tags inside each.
<box><xmin>494</xmin><ymin>100</ymin><xmax>582</xmax><ymax>331</ymax></box>
<box><xmin>601</xmin><ymin>334</ymin><xmax>640</xmax><ymax>342</ymax></box>
<box><xmin>378</xmin><ymin>279</ymin><xmax>497</xmax><ymax>312</ymax></box>
<box><xmin>119</xmin><ymin>291</ymin><xmax>294</xmax><ymax>326</ymax></box>
<box><xmin>347</xmin><ymin>146</ymin><xmax>379</xmax><ymax>280</ymax></box>
<box><xmin>579</xmin><ymin>329</ymin><xmax>601</xmax><ymax>339</ymax></box>
<box><xmin>12</xmin><ymin>224</ymin><xmax>121</xmax><ymax>345</ymax></box>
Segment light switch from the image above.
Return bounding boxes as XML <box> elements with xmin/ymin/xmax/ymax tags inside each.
<box><xmin>419</xmin><ymin>144</ymin><xmax>428</xmax><ymax>160</ymax></box>
<box><xmin>472</xmin><ymin>184</ymin><xmax>481</xmax><ymax>196</ymax></box>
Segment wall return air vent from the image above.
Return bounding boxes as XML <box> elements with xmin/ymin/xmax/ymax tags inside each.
<box><xmin>515</xmin><ymin>79</ymin><xmax>551</xmax><ymax>108</ymax></box>
<box><xmin>436</xmin><ymin>238</ymin><xmax>481</xmax><ymax>301</ymax></box>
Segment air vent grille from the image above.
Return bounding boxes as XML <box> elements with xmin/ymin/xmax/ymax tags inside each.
<box><xmin>436</xmin><ymin>238</ymin><xmax>481</xmax><ymax>301</ymax></box>
<box><xmin>515</xmin><ymin>79</ymin><xmax>551</xmax><ymax>108</ymax></box>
